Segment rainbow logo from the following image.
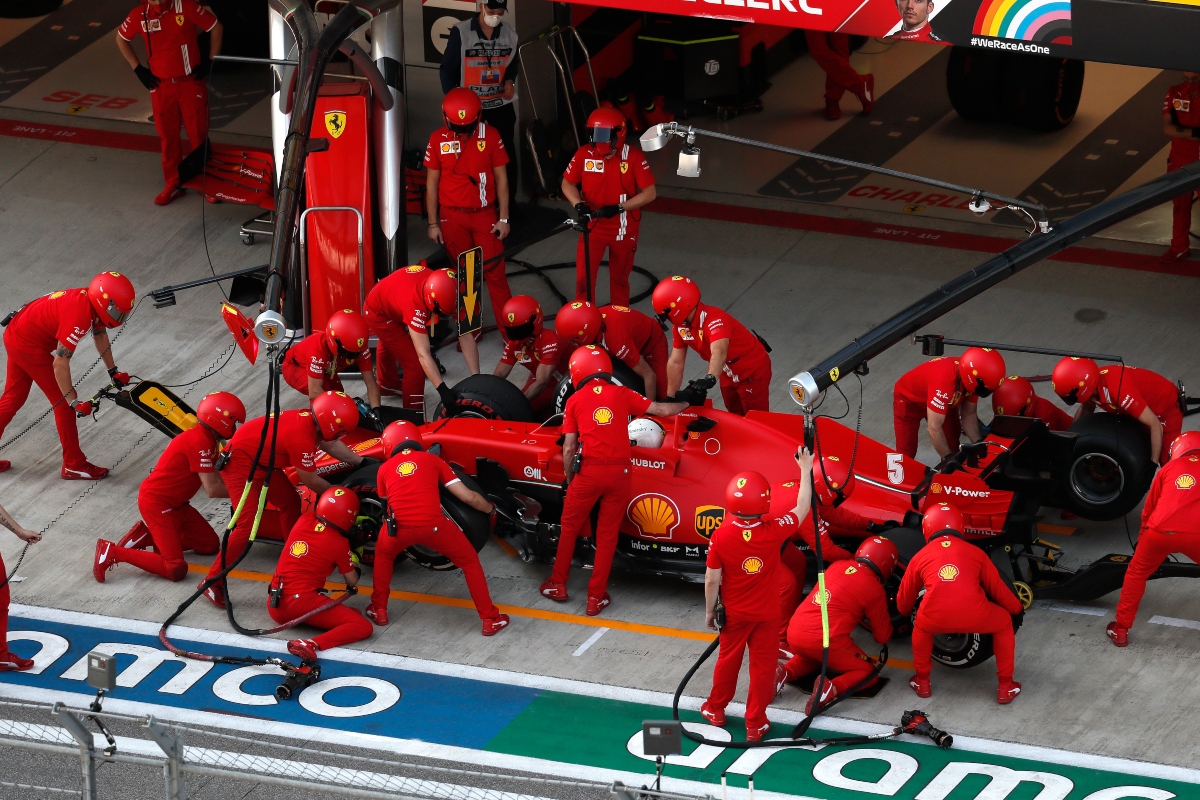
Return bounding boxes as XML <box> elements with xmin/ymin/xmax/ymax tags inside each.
<box><xmin>973</xmin><ymin>0</ymin><xmax>1072</xmax><ymax>45</ymax></box>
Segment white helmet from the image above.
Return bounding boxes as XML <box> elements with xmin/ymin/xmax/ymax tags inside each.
<box><xmin>628</xmin><ymin>418</ymin><xmax>665</xmax><ymax>448</ymax></box>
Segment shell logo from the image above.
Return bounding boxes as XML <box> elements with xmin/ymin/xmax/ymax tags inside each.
<box><xmin>593</xmin><ymin>407</ymin><xmax>614</xmax><ymax>425</ymax></box>
<box><xmin>397</xmin><ymin>461</ymin><xmax>417</xmax><ymax>476</ymax></box>
<box><xmin>50</xmin><ymin>291</ymin><xmax>65</xmax><ymax>299</ymax></box>
<box><xmin>938</xmin><ymin>564</ymin><xmax>960</xmax><ymax>582</ymax></box>
<box><xmin>405</xmin><ymin>265</ymin><xmax>424</xmax><ymax>273</ymax></box>
<box><xmin>931</xmin><ymin>483</ymin><xmax>942</xmax><ymax>493</ymax></box>
<box><xmin>1177</xmin><ymin>474</ymin><xmax>1196</xmax><ymax>489</ymax></box>
<box><xmin>782</xmin><ymin>481</ymin><xmax>795</xmax><ymax>488</ymax></box>
<box><xmin>627</xmin><ymin>493</ymin><xmax>679</xmax><ymax>539</ymax></box>
<box><xmin>742</xmin><ymin>556</ymin><xmax>764</xmax><ymax>575</ymax></box>
<box><xmin>611</xmin><ymin>305</ymin><xmax>629</xmax><ymax>311</ymax></box>
<box><xmin>811</xmin><ymin>587</ymin><xmax>830</xmax><ymax>604</ymax></box>
<box><xmin>289</xmin><ymin>541</ymin><xmax>309</xmax><ymax>558</ymax></box>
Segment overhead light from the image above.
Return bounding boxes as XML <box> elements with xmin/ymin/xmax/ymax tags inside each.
<box><xmin>677</xmin><ymin>145</ymin><xmax>700</xmax><ymax>178</ymax></box>
<box><xmin>640</xmin><ymin>124</ymin><xmax>671</xmax><ymax>152</ymax></box>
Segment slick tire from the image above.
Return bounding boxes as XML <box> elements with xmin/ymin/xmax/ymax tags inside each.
<box><xmin>432</xmin><ymin>374</ymin><xmax>535</xmax><ymax>422</ymax></box>
<box><xmin>1059</xmin><ymin>412</ymin><xmax>1152</xmax><ymax>521</ymax></box>
<box><xmin>1006</xmin><ymin>55</ymin><xmax>1084</xmax><ymax>132</ymax></box>
<box><xmin>931</xmin><ymin>632</ymin><xmax>995</xmax><ymax>669</ymax></box>
<box><xmin>405</xmin><ymin>485</ymin><xmax>492</xmax><ymax>571</ymax></box>
<box><xmin>946</xmin><ymin>47</ymin><xmax>1006</xmax><ymax>123</ymax></box>
<box><xmin>552</xmin><ymin>358</ymin><xmax>646</xmax><ymax>415</ymax></box>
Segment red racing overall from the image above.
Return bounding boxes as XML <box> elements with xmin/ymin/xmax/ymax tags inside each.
<box><xmin>672</xmin><ymin>303</ymin><xmax>771</xmax><ymax>415</ymax></box>
<box><xmin>372</xmin><ymin>449</ymin><xmax>501</xmax><ymax>622</ymax></box>
<box><xmin>118</xmin><ymin>1</ymin><xmax>217</xmax><ymax>191</ymax></box>
<box><xmin>1115</xmin><ymin>453</ymin><xmax>1200</xmax><ymax>629</ymax></box>
<box><xmin>363</xmin><ymin>265</ymin><xmax>435</xmax><ymax>412</ymax></box>
<box><xmin>777</xmin><ymin>503</ymin><xmax>860</xmax><ymax>643</ymax></box>
<box><xmin>499</xmin><ymin>329</ymin><xmax>572</xmax><ymax>414</ymax></box>
<box><xmin>551</xmin><ymin>381</ymin><xmax>652</xmax><ymax>599</ymax></box>
<box><xmin>893</xmin><ymin>358</ymin><xmax>971</xmax><ymax>458</ymax></box>
<box><xmin>597</xmin><ymin>305</ymin><xmax>668</xmax><ymax>400</ymax></box>
<box><xmin>804</xmin><ymin>32</ymin><xmax>868</xmax><ymax>107</ymax></box>
<box><xmin>1029</xmin><ymin>395</ymin><xmax>1074</xmax><ymax>432</ymax></box>
<box><xmin>1089</xmin><ymin>365</ymin><xmax>1183</xmax><ymax>461</ymax></box>
<box><xmin>268</xmin><ymin>514</ymin><xmax>371</xmax><ymax>651</ymax></box>
<box><xmin>281</xmin><ymin>330</ymin><xmax>373</xmax><ymax>397</ymax></box>
<box><xmin>1164</xmin><ymin>80</ymin><xmax>1200</xmax><ymax>256</ymax></box>
<box><xmin>705</xmin><ymin>512</ymin><xmax>799</xmax><ymax>732</ymax></box>
<box><xmin>897</xmin><ymin>534</ymin><xmax>1023</xmax><ymax>684</ymax></box>
<box><xmin>563</xmin><ymin>144</ymin><xmax>655</xmax><ymax>305</ymax></box>
<box><xmin>424</xmin><ymin>123</ymin><xmax>511</xmax><ymax>323</ymax></box>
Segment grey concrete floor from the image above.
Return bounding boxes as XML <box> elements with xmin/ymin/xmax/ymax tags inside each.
<box><xmin>1</xmin><ymin>128</ymin><xmax>1199</xmax><ymax>786</ymax></box>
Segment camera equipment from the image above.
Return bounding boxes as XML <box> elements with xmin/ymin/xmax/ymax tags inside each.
<box><xmin>901</xmin><ymin>710</ymin><xmax>953</xmax><ymax>749</ymax></box>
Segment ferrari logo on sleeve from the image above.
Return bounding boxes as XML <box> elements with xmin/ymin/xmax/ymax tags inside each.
<box><xmin>593</xmin><ymin>407</ymin><xmax>614</xmax><ymax>424</ymax></box>
<box><xmin>397</xmin><ymin>461</ymin><xmax>417</xmax><ymax>476</ymax></box>
<box><xmin>584</xmin><ymin>159</ymin><xmax>604</xmax><ymax>173</ymax></box>
<box><xmin>324</xmin><ymin>111</ymin><xmax>347</xmax><ymax>139</ymax></box>
<box><xmin>938</xmin><ymin>564</ymin><xmax>960</xmax><ymax>581</ymax></box>
<box><xmin>741</xmin><ymin>556</ymin><xmax>763</xmax><ymax>574</ymax></box>
<box><xmin>289</xmin><ymin>541</ymin><xmax>309</xmax><ymax>557</ymax></box>
<box><xmin>440</xmin><ymin>140</ymin><xmax>461</xmax><ymax>154</ymax></box>
<box><xmin>1176</xmin><ymin>474</ymin><xmax>1196</xmax><ymax>489</ymax></box>
<box><xmin>477</xmin><ymin>140</ymin><xmax>486</xmax><ymax>152</ymax></box>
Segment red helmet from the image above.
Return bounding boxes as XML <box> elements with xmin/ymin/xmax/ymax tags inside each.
<box><xmin>88</xmin><ymin>271</ymin><xmax>136</xmax><ymax>328</ymax></box>
<box><xmin>500</xmin><ymin>295</ymin><xmax>543</xmax><ymax>342</ymax></box>
<box><xmin>587</xmin><ymin>106</ymin><xmax>627</xmax><ymax>156</ymax></box>
<box><xmin>382</xmin><ymin>420</ymin><xmax>424</xmax><ymax>457</ymax></box>
<box><xmin>555</xmin><ymin>301</ymin><xmax>602</xmax><ymax>346</ymax></box>
<box><xmin>315</xmin><ymin>487</ymin><xmax>360</xmax><ymax>535</ymax></box>
<box><xmin>325</xmin><ymin>309</ymin><xmax>369</xmax><ymax>356</ymax></box>
<box><xmin>991</xmin><ymin>375</ymin><xmax>1035</xmax><ymax>417</ymax></box>
<box><xmin>422</xmin><ymin>269</ymin><xmax>457</xmax><ymax>316</ymax></box>
<box><xmin>1169</xmin><ymin>431</ymin><xmax>1200</xmax><ymax>460</ymax></box>
<box><xmin>855</xmin><ymin>536</ymin><xmax>899</xmax><ymax>582</ymax></box>
<box><xmin>442</xmin><ymin>87</ymin><xmax>481</xmax><ymax>133</ymax></box>
<box><xmin>651</xmin><ymin>276</ymin><xmax>700</xmax><ymax>326</ymax></box>
<box><xmin>957</xmin><ymin>348</ymin><xmax>1006</xmax><ymax>397</ymax></box>
<box><xmin>1051</xmin><ymin>357</ymin><xmax>1100</xmax><ymax>405</ymax></box>
<box><xmin>812</xmin><ymin>453</ymin><xmax>856</xmax><ymax>507</ymax></box>
<box><xmin>195</xmin><ymin>391</ymin><xmax>245</xmax><ymax>440</ymax></box>
<box><xmin>568</xmin><ymin>345</ymin><xmax>612</xmax><ymax>388</ymax></box>
<box><xmin>726</xmin><ymin>471</ymin><xmax>771</xmax><ymax>517</ymax></box>
<box><xmin>311</xmin><ymin>391</ymin><xmax>359</xmax><ymax>441</ymax></box>
<box><xmin>922</xmin><ymin>502</ymin><xmax>965</xmax><ymax>541</ymax></box>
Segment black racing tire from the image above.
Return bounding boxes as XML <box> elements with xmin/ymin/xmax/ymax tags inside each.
<box><xmin>1058</xmin><ymin>412</ymin><xmax>1152</xmax><ymax>521</ymax></box>
<box><xmin>946</xmin><ymin>47</ymin><xmax>1006</xmax><ymax>123</ymax></box>
<box><xmin>432</xmin><ymin>374</ymin><xmax>535</xmax><ymax>422</ymax></box>
<box><xmin>552</xmin><ymin>358</ymin><xmax>647</xmax><ymax>415</ymax></box>
<box><xmin>0</xmin><ymin>0</ymin><xmax>61</xmax><ymax>17</ymax></box>
<box><xmin>884</xmin><ymin>526</ymin><xmax>926</xmax><ymax>568</ymax></box>
<box><xmin>1005</xmin><ymin>55</ymin><xmax>1084</xmax><ymax>132</ymax></box>
<box><xmin>931</xmin><ymin>632</ymin><xmax>995</xmax><ymax>669</ymax></box>
<box><xmin>405</xmin><ymin>486</ymin><xmax>492</xmax><ymax>571</ymax></box>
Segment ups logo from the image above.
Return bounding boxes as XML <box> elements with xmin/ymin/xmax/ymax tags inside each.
<box><xmin>694</xmin><ymin>505</ymin><xmax>724</xmax><ymax>539</ymax></box>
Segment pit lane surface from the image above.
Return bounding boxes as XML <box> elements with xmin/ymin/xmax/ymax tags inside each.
<box><xmin>0</xmin><ymin>121</ymin><xmax>1199</xmax><ymax>790</ymax></box>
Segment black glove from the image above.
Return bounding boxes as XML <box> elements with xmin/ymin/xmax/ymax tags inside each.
<box><xmin>595</xmin><ymin>204</ymin><xmax>622</xmax><ymax>219</ymax></box>
<box><xmin>437</xmin><ymin>383</ymin><xmax>461</xmax><ymax>414</ymax></box>
<box><xmin>1011</xmin><ymin>609</ymin><xmax>1025</xmax><ymax>632</ymax></box>
<box><xmin>866</xmin><ymin>520</ymin><xmax>901</xmax><ymax>534</ymax></box>
<box><xmin>683</xmin><ymin>374</ymin><xmax>717</xmax><ymax>405</ymax></box>
<box><xmin>574</xmin><ymin>202</ymin><xmax>593</xmax><ymax>223</ymax></box>
<box><xmin>192</xmin><ymin>60</ymin><xmax>211</xmax><ymax>81</ymax></box>
<box><xmin>362</xmin><ymin>406</ymin><xmax>384</xmax><ymax>433</ymax></box>
<box><xmin>134</xmin><ymin>64</ymin><xmax>159</xmax><ymax>91</ymax></box>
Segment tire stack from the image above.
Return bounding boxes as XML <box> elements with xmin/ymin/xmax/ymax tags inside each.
<box><xmin>946</xmin><ymin>46</ymin><xmax>1085</xmax><ymax>132</ymax></box>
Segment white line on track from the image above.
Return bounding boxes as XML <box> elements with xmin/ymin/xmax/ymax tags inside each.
<box><xmin>1031</xmin><ymin>601</ymin><xmax>1109</xmax><ymax>616</ymax></box>
<box><xmin>572</xmin><ymin>628</ymin><xmax>608</xmax><ymax>657</ymax></box>
<box><xmin>1148</xmin><ymin>614</ymin><xmax>1200</xmax><ymax>631</ymax></box>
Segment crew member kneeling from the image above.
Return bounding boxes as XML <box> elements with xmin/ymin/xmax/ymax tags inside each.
<box><xmin>893</xmin><ymin>348</ymin><xmax>1005</xmax><ymax>460</ymax></box>
<box><xmin>991</xmin><ymin>375</ymin><xmax>1073</xmax><ymax>432</ymax></box>
<box><xmin>370</xmin><ymin>421</ymin><xmax>509</xmax><ymax>635</ymax></box>
<box><xmin>270</xmin><ymin>488</ymin><xmax>372</xmax><ymax>664</ymax></box>
<box><xmin>555</xmin><ymin>301</ymin><xmax>668</xmax><ymax>400</ymax></box>
<box><xmin>1107</xmin><ymin>432</ymin><xmax>1200</xmax><ymax>647</ymax></box>
<box><xmin>777</xmin><ymin>536</ymin><xmax>897</xmax><ymax>714</ymax></box>
<box><xmin>494</xmin><ymin>296</ymin><xmax>572</xmax><ymax>415</ymax></box>
<box><xmin>540</xmin><ymin>347</ymin><xmax>687</xmax><ymax>613</ymax></box>
<box><xmin>702</xmin><ymin>456</ymin><xmax>813</xmax><ymax>741</ymax></box>
<box><xmin>281</xmin><ymin>310</ymin><xmax>382</xmax><ymax>421</ymax></box>
<box><xmin>897</xmin><ymin>502</ymin><xmax>1024</xmax><ymax>704</ymax></box>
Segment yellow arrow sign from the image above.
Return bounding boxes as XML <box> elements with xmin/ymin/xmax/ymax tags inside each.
<box><xmin>464</xmin><ymin>250</ymin><xmax>478</xmax><ymax>323</ymax></box>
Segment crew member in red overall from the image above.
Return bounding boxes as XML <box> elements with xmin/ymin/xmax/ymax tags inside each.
<box><xmin>1107</xmin><ymin>431</ymin><xmax>1200</xmax><ymax>647</ymax></box>
<box><xmin>93</xmin><ymin>392</ymin><xmax>245</xmax><ymax>583</ymax></box>
<box><xmin>561</xmin><ymin>108</ymin><xmax>657</xmax><ymax>305</ymax></box>
<box><xmin>0</xmin><ymin>503</ymin><xmax>41</xmax><ymax>672</ymax></box>
<box><xmin>426</xmin><ymin>88</ymin><xmax>511</xmax><ymax>325</ymax></box>
<box><xmin>1160</xmin><ymin>72</ymin><xmax>1200</xmax><ymax>265</ymax></box>
<box><xmin>270</xmin><ymin>487</ymin><xmax>373</xmax><ymax>663</ymax></box>
<box><xmin>804</xmin><ymin>32</ymin><xmax>874</xmax><ymax>121</ymax></box>
<box><xmin>776</xmin><ymin>536</ymin><xmax>897</xmax><ymax>714</ymax></box>
<box><xmin>702</xmin><ymin>456</ymin><xmax>813</xmax><ymax>741</ymax></box>
<box><xmin>897</xmin><ymin>502</ymin><xmax>1025</xmax><ymax>704</ymax></box>
<box><xmin>1051</xmin><ymin>357</ymin><xmax>1182</xmax><ymax>464</ymax></box>
<box><xmin>890</xmin><ymin>0</ymin><xmax>943</xmax><ymax>42</ymax></box>
<box><xmin>652</xmin><ymin>276</ymin><xmax>772</xmax><ymax>416</ymax></box>
<box><xmin>540</xmin><ymin>347</ymin><xmax>687</xmax><ymax>613</ymax></box>
<box><xmin>554</xmin><ymin>301</ymin><xmax>669</xmax><ymax>400</ymax></box>
<box><xmin>368</xmin><ymin>421</ymin><xmax>509</xmax><ymax>635</ymax></box>
<box><xmin>281</xmin><ymin>310</ymin><xmax>382</xmax><ymax>415</ymax></box>
<box><xmin>0</xmin><ymin>271</ymin><xmax>136</xmax><ymax>479</ymax></box>
<box><xmin>893</xmin><ymin>348</ymin><xmax>1005</xmax><ymax>460</ymax></box>
<box><xmin>116</xmin><ymin>0</ymin><xmax>223</xmax><ymax>206</ymax></box>
<box><xmin>493</xmin><ymin>296</ymin><xmax>572</xmax><ymax>414</ymax></box>
<box><xmin>991</xmin><ymin>375</ymin><xmax>1073</xmax><ymax>432</ymax></box>
<box><xmin>363</xmin><ymin>266</ymin><xmax>477</xmax><ymax>418</ymax></box>
<box><xmin>200</xmin><ymin>392</ymin><xmax>368</xmax><ymax>608</ymax></box>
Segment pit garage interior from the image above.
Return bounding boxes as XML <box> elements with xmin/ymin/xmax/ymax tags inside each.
<box><xmin>1</xmin><ymin>0</ymin><xmax>1199</xmax><ymax>797</ymax></box>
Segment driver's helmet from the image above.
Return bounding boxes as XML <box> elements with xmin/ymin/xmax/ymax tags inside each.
<box><xmin>628</xmin><ymin>418</ymin><xmax>665</xmax><ymax>448</ymax></box>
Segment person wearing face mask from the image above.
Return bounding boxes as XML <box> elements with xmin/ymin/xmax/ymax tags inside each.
<box><xmin>440</xmin><ymin>0</ymin><xmax>520</xmax><ymax>191</ymax></box>
<box><xmin>892</xmin><ymin>348</ymin><xmax>1005</xmax><ymax>461</ymax></box>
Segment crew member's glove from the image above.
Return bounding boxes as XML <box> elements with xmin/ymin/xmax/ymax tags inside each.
<box><xmin>594</xmin><ymin>204</ymin><xmax>622</xmax><ymax>219</ymax></box>
<box><xmin>192</xmin><ymin>60</ymin><xmax>211</xmax><ymax>81</ymax></box>
<box><xmin>134</xmin><ymin>64</ymin><xmax>160</xmax><ymax>91</ymax></box>
<box><xmin>71</xmin><ymin>399</ymin><xmax>94</xmax><ymax>418</ymax></box>
<box><xmin>573</xmin><ymin>202</ymin><xmax>593</xmax><ymax>223</ymax></box>
<box><xmin>108</xmin><ymin>366</ymin><xmax>130</xmax><ymax>388</ymax></box>
<box><xmin>866</xmin><ymin>520</ymin><xmax>900</xmax><ymax>534</ymax></box>
<box><xmin>363</xmin><ymin>406</ymin><xmax>384</xmax><ymax>432</ymax></box>
<box><xmin>681</xmin><ymin>374</ymin><xmax>717</xmax><ymax>406</ymax></box>
<box><xmin>436</xmin><ymin>383</ymin><xmax>461</xmax><ymax>415</ymax></box>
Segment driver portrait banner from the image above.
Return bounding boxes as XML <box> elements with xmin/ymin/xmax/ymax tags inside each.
<box><xmin>457</xmin><ymin>245</ymin><xmax>484</xmax><ymax>336</ymax></box>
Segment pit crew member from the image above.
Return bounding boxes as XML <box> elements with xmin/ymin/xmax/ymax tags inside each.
<box><xmin>116</xmin><ymin>0</ymin><xmax>223</xmax><ymax>206</ymax></box>
<box><xmin>363</xmin><ymin>266</ymin><xmax>477</xmax><ymax>418</ymax></box>
<box><xmin>200</xmin><ymin>392</ymin><xmax>368</xmax><ymax>608</ymax></box>
<box><xmin>554</xmin><ymin>301</ymin><xmax>668</xmax><ymax>400</ymax></box>
<box><xmin>426</xmin><ymin>88</ymin><xmax>511</xmax><ymax>326</ymax></box>
<box><xmin>93</xmin><ymin>392</ymin><xmax>245</xmax><ymax>584</ymax></box>
<box><xmin>561</xmin><ymin>108</ymin><xmax>656</xmax><ymax>305</ymax></box>
<box><xmin>893</xmin><ymin>348</ymin><xmax>1006</xmax><ymax>460</ymax></box>
<box><xmin>890</xmin><ymin>0</ymin><xmax>942</xmax><ymax>42</ymax></box>
<box><xmin>897</xmin><ymin>502</ymin><xmax>1025</xmax><ymax>704</ymax></box>
<box><xmin>493</xmin><ymin>296</ymin><xmax>572</xmax><ymax>414</ymax></box>
<box><xmin>776</xmin><ymin>536</ymin><xmax>898</xmax><ymax>714</ymax></box>
<box><xmin>369</xmin><ymin>421</ymin><xmax>509</xmax><ymax>635</ymax></box>
<box><xmin>0</xmin><ymin>271</ymin><xmax>136</xmax><ymax>480</ymax></box>
<box><xmin>540</xmin><ymin>347</ymin><xmax>687</xmax><ymax>613</ymax></box>
<box><xmin>1051</xmin><ymin>357</ymin><xmax>1181</xmax><ymax>464</ymax></box>
<box><xmin>1160</xmin><ymin>71</ymin><xmax>1200</xmax><ymax>266</ymax></box>
<box><xmin>652</xmin><ymin>276</ymin><xmax>772</xmax><ymax>415</ymax></box>
<box><xmin>1107</xmin><ymin>431</ymin><xmax>1200</xmax><ymax>647</ymax></box>
<box><xmin>270</xmin><ymin>487</ymin><xmax>372</xmax><ymax>664</ymax></box>
<box><xmin>991</xmin><ymin>375</ymin><xmax>1073</xmax><ymax>431</ymax></box>
<box><xmin>702</xmin><ymin>454</ymin><xmax>814</xmax><ymax>742</ymax></box>
<box><xmin>0</xmin><ymin>503</ymin><xmax>41</xmax><ymax>672</ymax></box>
<box><xmin>804</xmin><ymin>31</ymin><xmax>874</xmax><ymax>121</ymax></box>
<box><xmin>281</xmin><ymin>310</ymin><xmax>382</xmax><ymax>417</ymax></box>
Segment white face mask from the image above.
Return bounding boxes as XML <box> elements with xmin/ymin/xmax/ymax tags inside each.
<box><xmin>483</xmin><ymin>13</ymin><xmax>503</xmax><ymax>27</ymax></box>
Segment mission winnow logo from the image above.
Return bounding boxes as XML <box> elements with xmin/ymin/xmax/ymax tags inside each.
<box><xmin>970</xmin><ymin>0</ymin><xmax>1071</xmax><ymax>54</ymax></box>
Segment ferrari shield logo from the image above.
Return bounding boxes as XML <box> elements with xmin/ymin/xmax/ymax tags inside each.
<box><xmin>742</xmin><ymin>530</ymin><xmax>752</xmax><ymax>542</ymax></box>
<box><xmin>260</xmin><ymin>323</ymin><xmax>278</xmax><ymax>340</ymax></box>
<box><xmin>176</xmin><ymin>14</ymin><xmax>185</xmax><ymax>25</ymax></box>
<box><xmin>620</xmin><ymin>162</ymin><xmax>629</xmax><ymax>174</ymax></box>
<box><xmin>458</xmin><ymin>109</ymin><xmax>467</xmax><ymax>120</ymax></box>
<box><xmin>325</xmin><ymin>111</ymin><xmax>347</xmax><ymax>139</ymax></box>
<box><xmin>477</xmin><ymin>140</ymin><xmax>486</xmax><ymax>152</ymax></box>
